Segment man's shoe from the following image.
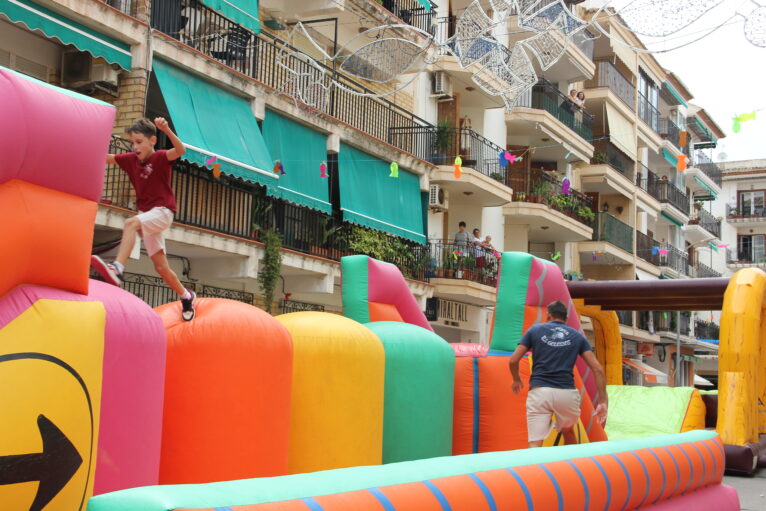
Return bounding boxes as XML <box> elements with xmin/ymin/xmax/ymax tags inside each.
<box><xmin>91</xmin><ymin>255</ymin><xmax>122</xmax><ymax>287</ymax></box>
<box><xmin>181</xmin><ymin>290</ymin><xmax>196</xmax><ymax>321</ymax></box>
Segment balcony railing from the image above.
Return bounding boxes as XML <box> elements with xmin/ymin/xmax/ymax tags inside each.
<box><xmin>592</xmin><ymin>212</ymin><xmax>633</xmax><ymax>253</ymax></box>
<box><xmin>693</xmin><ymin>152</ymin><xmax>723</xmax><ymax>187</ymax></box>
<box><xmin>637</xmin><ymin>311</ymin><xmax>691</xmax><ymax>336</ymax></box>
<box><xmin>638</xmin><ymin>92</ymin><xmax>660</xmax><ymax>132</ymax></box>
<box><xmin>509</xmin><ymin>169</ymin><xmax>594</xmax><ymax>226</ymax></box>
<box><xmin>150</xmin><ymin>1</ymin><xmax>433</xmax><ymax>154</ymax></box>
<box><xmin>429</xmin><ymin>240</ymin><xmax>498</xmax><ymax>287</ymax></box>
<box><xmin>585</xmin><ymin>60</ymin><xmax>635</xmax><ymax>110</ymax></box>
<box><xmin>692</xmin><ymin>262</ymin><xmax>721</xmax><ymax>279</ymax></box>
<box><xmin>659</xmin><ymin>117</ymin><xmax>683</xmax><ymax>149</ymax></box>
<box><xmin>659</xmin><ymin>243</ymin><xmax>690</xmax><ymax>276</ymax></box>
<box><xmin>388</xmin><ymin>126</ymin><xmax>506</xmax><ymax>181</ymax></box>
<box><xmin>636</xmin><ymin>164</ymin><xmax>661</xmax><ymax>200</ymax></box>
<box><xmin>104</xmin><ymin>0</ymin><xmax>138</xmax><ymax>16</ymax></box>
<box><xmin>281</xmin><ymin>299</ymin><xmax>325</xmax><ymax>313</ymax></box>
<box><xmin>689</xmin><ymin>206</ymin><xmax>721</xmax><ymax>238</ymax></box>
<box><xmin>517</xmin><ymin>80</ymin><xmax>594</xmax><ymax>141</ymax></box>
<box><xmin>119</xmin><ymin>272</ymin><xmax>253</xmax><ymax>309</ymax></box>
<box><xmin>636</xmin><ymin>230</ymin><xmax>660</xmax><ymax>266</ymax></box>
<box><xmin>571</xmin><ymin>29</ymin><xmax>595</xmax><ymax>60</ymax></box>
<box><xmin>381</xmin><ymin>0</ymin><xmax>438</xmax><ymax>34</ymax></box>
<box><xmin>655</xmin><ymin>179</ymin><xmax>690</xmax><ymax>215</ymax></box>
<box><xmin>103</xmin><ymin>137</ymin><xmax>430</xmax><ymax>281</ymax></box>
<box><xmin>726</xmin><ymin>203</ymin><xmax>766</xmax><ymax>220</ymax></box>
<box><xmin>694</xmin><ymin>319</ymin><xmax>719</xmax><ymax>340</ymax></box>
<box><xmin>592</xmin><ymin>138</ymin><xmax>635</xmax><ymax>180</ymax></box>
<box><xmin>616</xmin><ymin>310</ymin><xmax>634</xmax><ymax>327</ymax></box>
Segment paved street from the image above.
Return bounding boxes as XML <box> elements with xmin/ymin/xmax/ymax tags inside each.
<box><xmin>725</xmin><ymin>469</ymin><xmax>766</xmax><ymax>510</ymax></box>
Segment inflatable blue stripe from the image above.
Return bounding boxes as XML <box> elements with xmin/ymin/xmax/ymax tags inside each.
<box><xmin>689</xmin><ymin>442</ymin><xmax>707</xmax><ymax>488</ymax></box>
<box><xmin>701</xmin><ymin>439</ymin><xmax>717</xmax><ymax>483</ymax></box>
<box><xmin>487</xmin><ymin>350</ymin><xmax>513</xmax><ymax>357</ymax></box>
<box><xmin>628</xmin><ymin>451</ymin><xmax>650</xmax><ymax>509</ymax></box>
<box><xmin>677</xmin><ymin>445</ymin><xmax>694</xmax><ymax>495</ymax></box>
<box><xmin>301</xmin><ymin>497</ymin><xmax>325</xmax><ymax>511</ymax></box>
<box><xmin>587</xmin><ymin>456</ymin><xmax>611</xmax><ymax>511</ymax></box>
<box><xmin>506</xmin><ymin>468</ymin><xmax>534</xmax><ymax>511</ymax></box>
<box><xmin>564</xmin><ymin>459</ymin><xmax>589</xmax><ymax>511</ymax></box>
<box><xmin>609</xmin><ymin>454</ymin><xmax>631</xmax><ymax>511</ymax></box>
<box><xmin>540</xmin><ymin>464</ymin><xmax>564</xmax><ymax>511</ymax></box>
<box><xmin>468</xmin><ymin>474</ymin><xmax>497</xmax><ymax>511</ymax></box>
<box><xmin>472</xmin><ymin>357</ymin><xmax>480</xmax><ymax>453</ymax></box>
<box><xmin>647</xmin><ymin>449</ymin><xmax>667</xmax><ymax>504</ymax></box>
<box><xmin>423</xmin><ymin>480</ymin><xmax>452</xmax><ymax>511</ymax></box>
<box><xmin>213</xmin><ymin>508</ymin><xmax>233</xmax><ymax>511</ymax></box>
<box><xmin>660</xmin><ymin>446</ymin><xmax>681</xmax><ymax>497</ymax></box>
<box><xmin>369</xmin><ymin>488</ymin><xmax>396</xmax><ymax>511</ymax></box>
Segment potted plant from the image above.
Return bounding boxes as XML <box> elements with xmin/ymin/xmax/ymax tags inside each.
<box><xmin>433</xmin><ymin>119</ymin><xmax>454</xmax><ymax>164</ymax></box>
<box><xmin>576</xmin><ymin>204</ymin><xmax>596</xmax><ymax>223</ymax></box>
<box><xmin>489</xmin><ymin>172</ymin><xmax>504</xmax><ymax>182</ymax></box>
<box><xmin>591</xmin><ymin>151</ymin><xmax>607</xmax><ymax>165</ymax></box>
<box><xmin>529</xmin><ymin>180</ymin><xmax>552</xmax><ymax>203</ymax></box>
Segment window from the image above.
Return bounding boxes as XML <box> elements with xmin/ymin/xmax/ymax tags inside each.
<box><xmin>738</xmin><ymin>191</ymin><xmax>765</xmax><ymax>216</ymax></box>
<box><xmin>738</xmin><ymin>234</ymin><xmax>766</xmax><ymax>263</ymax></box>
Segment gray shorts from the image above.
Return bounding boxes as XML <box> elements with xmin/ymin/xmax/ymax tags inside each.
<box><xmin>526</xmin><ymin>387</ymin><xmax>581</xmax><ymax>442</ymax></box>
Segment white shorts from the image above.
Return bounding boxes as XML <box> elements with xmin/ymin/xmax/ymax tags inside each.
<box><xmin>136</xmin><ymin>207</ymin><xmax>174</xmax><ymax>256</ymax></box>
<box><xmin>526</xmin><ymin>387</ymin><xmax>581</xmax><ymax>442</ymax></box>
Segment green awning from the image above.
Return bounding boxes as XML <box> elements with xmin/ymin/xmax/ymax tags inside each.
<box><xmin>339</xmin><ymin>143</ymin><xmax>426</xmax><ymax>244</ymax></box>
<box><xmin>262</xmin><ymin>109</ymin><xmax>330</xmax><ymax>213</ymax></box>
<box><xmin>662</xmin><ymin>148</ymin><xmax>677</xmax><ymax>167</ymax></box>
<box><xmin>662</xmin><ymin>81</ymin><xmax>688</xmax><ymax>107</ymax></box>
<box><xmin>201</xmin><ymin>0</ymin><xmax>259</xmax><ymax>34</ymax></box>
<box><xmin>0</xmin><ymin>0</ymin><xmax>132</xmax><ymax>69</ymax></box>
<box><xmin>661</xmin><ymin>212</ymin><xmax>684</xmax><ymax>227</ymax></box>
<box><xmin>153</xmin><ymin>59</ymin><xmax>276</xmax><ymax>189</ymax></box>
<box><xmin>694</xmin><ymin>176</ymin><xmax>718</xmax><ymax>199</ymax></box>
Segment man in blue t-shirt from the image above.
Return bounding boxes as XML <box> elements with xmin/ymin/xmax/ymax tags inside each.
<box><xmin>508</xmin><ymin>301</ymin><xmax>607</xmax><ymax>448</ymax></box>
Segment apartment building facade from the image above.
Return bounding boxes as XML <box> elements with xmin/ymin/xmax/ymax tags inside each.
<box><xmin>0</xmin><ymin>0</ymin><xmax>729</xmax><ymax>357</ymax></box>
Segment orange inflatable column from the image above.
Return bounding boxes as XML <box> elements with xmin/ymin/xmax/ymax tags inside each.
<box><xmin>156</xmin><ymin>298</ymin><xmax>293</xmax><ymax>483</ymax></box>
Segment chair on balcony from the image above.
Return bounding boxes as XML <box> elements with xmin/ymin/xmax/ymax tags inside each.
<box><xmin>211</xmin><ymin>26</ymin><xmax>252</xmax><ymax>71</ymax></box>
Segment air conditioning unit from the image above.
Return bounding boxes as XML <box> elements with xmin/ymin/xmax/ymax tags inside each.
<box><xmin>62</xmin><ymin>50</ymin><xmax>119</xmax><ymax>91</ymax></box>
<box><xmin>431</xmin><ymin>71</ymin><xmax>452</xmax><ymax>98</ymax></box>
<box><xmin>429</xmin><ymin>184</ymin><xmax>448</xmax><ymax>210</ymax></box>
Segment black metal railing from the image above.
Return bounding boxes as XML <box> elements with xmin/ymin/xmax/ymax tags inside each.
<box><xmin>592</xmin><ymin>138</ymin><xmax>635</xmax><ymax>180</ymax></box>
<box><xmin>585</xmin><ymin>60</ymin><xmax>635</xmax><ymax>110</ymax></box>
<box><xmin>636</xmin><ymin>230</ymin><xmax>660</xmax><ymax>266</ymax></box>
<box><xmin>119</xmin><ymin>272</ymin><xmax>254</xmax><ymax>308</ymax></box>
<box><xmin>102</xmin><ymin>137</ymin><xmax>430</xmax><ymax>281</ymax></box>
<box><xmin>429</xmin><ymin>240</ymin><xmax>498</xmax><ymax>287</ymax></box>
<box><xmin>104</xmin><ymin>0</ymin><xmax>138</xmax><ymax>17</ymax></box>
<box><xmin>433</xmin><ymin>16</ymin><xmax>455</xmax><ymax>52</ymax></box>
<box><xmin>381</xmin><ymin>0</ymin><xmax>438</xmax><ymax>34</ymax></box>
<box><xmin>726</xmin><ymin>203</ymin><xmax>766</xmax><ymax>220</ymax></box>
<box><xmin>517</xmin><ymin>80</ymin><xmax>594</xmax><ymax>141</ymax></box>
<box><xmin>693</xmin><ymin>152</ymin><xmax>723</xmax><ymax>187</ymax></box>
<box><xmin>150</xmin><ymin>1</ymin><xmax>433</xmax><ymax>153</ymax></box>
<box><xmin>281</xmin><ymin>299</ymin><xmax>325</xmax><ymax>313</ymax></box>
<box><xmin>572</xmin><ymin>29</ymin><xmax>595</xmax><ymax>60</ymax></box>
<box><xmin>659</xmin><ymin>243</ymin><xmax>690</xmax><ymax>276</ymax></box>
<box><xmin>388</xmin><ymin>126</ymin><xmax>506</xmax><ymax>181</ymax></box>
<box><xmin>636</xmin><ymin>164</ymin><xmax>662</xmax><ymax>201</ymax></box>
<box><xmin>508</xmin><ymin>169</ymin><xmax>594</xmax><ymax>226</ymax></box>
<box><xmin>694</xmin><ymin>319</ymin><xmax>719</xmax><ymax>340</ymax></box>
<box><xmin>653</xmin><ymin>311</ymin><xmax>691</xmax><ymax>336</ymax></box>
<box><xmin>655</xmin><ymin>178</ymin><xmax>690</xmax><ymax>215</ymax></box>
<box><xmin>689</xmin><ymin>206</ymin><xmax>721</xmax><ymax>238</ymax></box>
<box><xmin>616</xmin><ymin>310</ymin><xmax>634</xmax><ymax>327</ymax></box>
<box><xmin>592</xmin><ymin>212</ymin><xmax>633</xmax><ymax>253</ymax></box>
<box><xmin>638</xmin><ymin>92</ymin><xmax>660</xmax><ymax>132</ymax></box>
<box><xmin>693</xmin><ymin>261</ymin><xmax>721</xmax><ymax>278</ymax></box>
<box><xmin>659</xmin><ymin>117</ymin><xmax>683</xmax><ymax>149</ymax></box>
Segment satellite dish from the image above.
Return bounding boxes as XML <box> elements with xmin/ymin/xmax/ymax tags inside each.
<box><xmin>718</xmin><ymin>152</ymin><xmax>728</xmax><ymax>161</ymax></box>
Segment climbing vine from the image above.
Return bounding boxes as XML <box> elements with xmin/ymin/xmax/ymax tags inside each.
<box><xmin>258</xmin><ymin>229</ymin><xmax>282</xmax><ymax>313</ymax></box>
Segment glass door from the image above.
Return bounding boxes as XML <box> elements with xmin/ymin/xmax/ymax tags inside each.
<box><xmin>738</xmin><ymin>191</ymin><xmax>765</xmax><ymax>215</ymax></box>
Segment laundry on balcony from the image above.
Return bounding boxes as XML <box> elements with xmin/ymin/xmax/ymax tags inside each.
<box><xmin>152</xmin><ymin>58</ymin><xmax>276</xmax><ymax>189</ymax></box>
<box><xmin>338</xmin><ymin>144</ymin><xmax>426</xmax><ymax>244</ymax></box>
<box><xmin>1</xmin><ymin>0</ymin><xmax>132</xmax><ymax>68</ymax></box>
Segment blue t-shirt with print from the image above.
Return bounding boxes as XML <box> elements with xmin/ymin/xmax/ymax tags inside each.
<box><xmin>519</xmin><ymin>320</ymin><xmax>592</xmax><ymax>389</ymax></box>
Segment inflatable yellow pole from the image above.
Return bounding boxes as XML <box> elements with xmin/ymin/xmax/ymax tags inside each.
<box><xmin>574</xmin><ymin>300</ymin><xmax>623</xmax><ymax>386</ymax></box>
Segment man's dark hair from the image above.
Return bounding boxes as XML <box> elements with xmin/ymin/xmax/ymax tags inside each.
<box><xmin>458</xmin><ymin>221</ymin><xmax>466</xmax><ymax>228</ymax></box>
<box><xmin>126</xmin><ymin>117</ymin><xmax>157</xmax><ymax>138</ymax></box>
<box><xmin>547</xmin><ymin>301</ymin><xmax>568</xmax><ymax>320</ymax></box>
<box><xmin>473</xmin><ymin>228</ymin><xmax>480</xmax><ymax>235</ymax></box>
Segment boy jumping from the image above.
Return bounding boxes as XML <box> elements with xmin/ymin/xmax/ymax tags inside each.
<box><xmin>92</xmin><ymin>117</ymin><xmax>196</xmax><ymax>321</ymax></box>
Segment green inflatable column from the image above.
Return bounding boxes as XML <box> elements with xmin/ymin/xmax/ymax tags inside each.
<box><xmin>364</xmin><ymin>322</ymin><xmax>455</xmax><ymax>463</ymax></box>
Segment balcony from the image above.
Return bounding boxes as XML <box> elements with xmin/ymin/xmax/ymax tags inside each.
<box><xmin>380</xmin><ymin>0</ymin><xmax>438</xmax><ymax>33</ymax></box>
<box><xmin>104</xmin><ymin>0</ymin><xmax>138</xmax><ymax>16</ymax></box>
<box><xmin>592</xmin><ymin>212</ymin><xmax>633</xmax><ymax>253</ymax></box>
<box><xmin>636</xmin><ymin>230</ymin><xmax>661</xmax><ymax>267</ymax></box>
<box><xmin>659</xmin><ymin>243</ymin><xmax>690</xmax><ymax>278</ymax></box>
<box><xmin>581</xmin><ymin>138</ymin><xmax>636</xmax><ymax>199</ymax></box>
<box><xmin>150</xmin><ymin>1</ymin><xmax>434</xmax><ymax>156</ymax></box>
<box><xmin>102</xmin><ymin>137</ymin><xmax>430</xmax><ymax>282</ymax></box>
<box><xmin>686</xmin><ymin>206</ymin><xmax>721</xmax><ymax>241</ymax></box>
<box><xmin>727</xmin><ymin>247</ymin><xmax>766</xmax><ymax>269</ymax></box>
<box><xmin>117</xmin><ymin>271</ymin><xmax>255</xmax><ymax>308</ymax></box>
<box><xmin>655</xmin><ymin>178</ymin><xmax>690</xmax><ymax>218</ymax></box>
<box><xmin>637</xmin><ymin>92</ymin><xmax>661</xmax><ymax>147</ymax></box>
<box><xmin>572</xmin><ymin>29</ymin><xmax>595</xmax><ymax>61</ymax></box>
<box><xmin>691</xmin><ymin>262</ymin><xmax>721</xmax><ymax>279</ymax></box>
<box><xmin>428</xmin><ymin>240</ymin><xmax>499</xmax><ymax>305</ymax></box>
<box><xmin>693</xmin><ymin>152</ymin><xmax>722</xmax><ymax>187</ymax></box>
<box><xmin>388</xmin><ymin>126</ymin><xmax>512</xmax><ymax>206</ymax></box>
<box><xmin>516</xmin><ymin>80</ymin><xmax>594</xmax><ymax>142</ymax></box>
<box><xmin>584</xmin><ymin>60</ymin><xmax>635</xmax><ymax>111</ymax></box>
<box><xmin>659</xmin><ymin>117</ymin><xmax>683</xmax><ymax>151</ymax></box>
<box><xmin>694</xmin><ymin>319</ymin><xmax>720</xmax><ymax>340</ymax></box>
<box><xmin>726</xmin><ymin>204</ymin><xmax>766</xmax><ymax>225</ymax></box>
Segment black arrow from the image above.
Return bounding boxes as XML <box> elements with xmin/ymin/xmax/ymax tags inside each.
<box><xmin>0</xmin><ymin>414</ymin><xmax>83</xmax><ymax>511</ymax></box>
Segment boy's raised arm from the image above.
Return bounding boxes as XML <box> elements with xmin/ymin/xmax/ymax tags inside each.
<box><xmin>106</xmin><ymin>154</ymin><xmax>117</xmax><ymax>165</ymax></box>
<box><xmin>155</xmin><ymin>117</ymin><xmax>185</xmax><ymax>161</ymax></box>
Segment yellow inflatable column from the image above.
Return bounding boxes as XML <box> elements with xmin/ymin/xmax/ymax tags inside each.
<box><xmin>574</xmin><ymin>300</ymin><xmax>623</xmax><ymax>385</ymax></box>
<box><xmin>276</xmin><ymin>312</ymin><xmax>385</xmax><ymax>474</ymax></box>
<box><xmin>719</xmin><ymin>268</ymin><xmax>765</xmax><ymax>445</ymax></box>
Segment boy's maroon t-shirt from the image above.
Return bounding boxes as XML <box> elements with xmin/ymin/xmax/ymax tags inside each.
<box><xmin>114</xmin><ymin>149</ymin><xmax>177</xmax><ymax>213</ymax></box>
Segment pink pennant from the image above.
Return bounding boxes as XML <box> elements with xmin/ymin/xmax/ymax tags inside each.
<box><xmin>205</xmin><ymin>155</ymin><xmax>218</xmax><ymax>166</ymax></box>
<box><xmin>658</xmin><ymin>249</ymin><xmax>668</xmax><ymax>255</ymax></box>
<box><xmin>319</xmin><ymin>161</ymin><xmax>327</xmax><ymax>178</ymax></box>
<box><xmin>717</xmin><ymin>244</ymin><xmax>728</xmax><ymax>248</ymax></box>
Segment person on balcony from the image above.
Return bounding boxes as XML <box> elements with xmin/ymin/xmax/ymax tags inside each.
<box><xmin>92</xmin><ymin>117</ymin><xmax>197</xmax><ymax>321</ymax></box>
<box><xmin>454</xmin><ymin>221</ymin><xmax>470</xmax><ymax>248</ymax></box>
<box><xmin>576</xmin><ymin>91</ymin><xmax>586</xmax><ymax>109</ymax></box>
<box><xmin>508</xmin><ymin>301</ymin><xmax>608</xmax><ymax>448</ymax></box>
<box><xmin>563</xmin><ymin>89</ymin><xmax>578</xmax><ymax>114</ymax></box>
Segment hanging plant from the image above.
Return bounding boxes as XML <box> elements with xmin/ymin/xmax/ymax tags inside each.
<box><xmin>258</xmin><ymin>229</ymin><xmax>283</xmax><ymax>314</ymax></box>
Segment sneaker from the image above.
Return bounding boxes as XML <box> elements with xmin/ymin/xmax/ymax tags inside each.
<box><xmin>181</xmin><ymin>290</ymin><xmax>196</xmax><ymax>321</ymax></box>
<box><xmin>91</xmin><ymin>255</ymin><xmax>122</xmax><ymax>287</ymax></box>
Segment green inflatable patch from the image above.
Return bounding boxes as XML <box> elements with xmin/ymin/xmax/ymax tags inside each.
<box><xmin>605</xmin><ymin>385</ymin><xmax>696</xmax><ymax>440</ymax></box>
